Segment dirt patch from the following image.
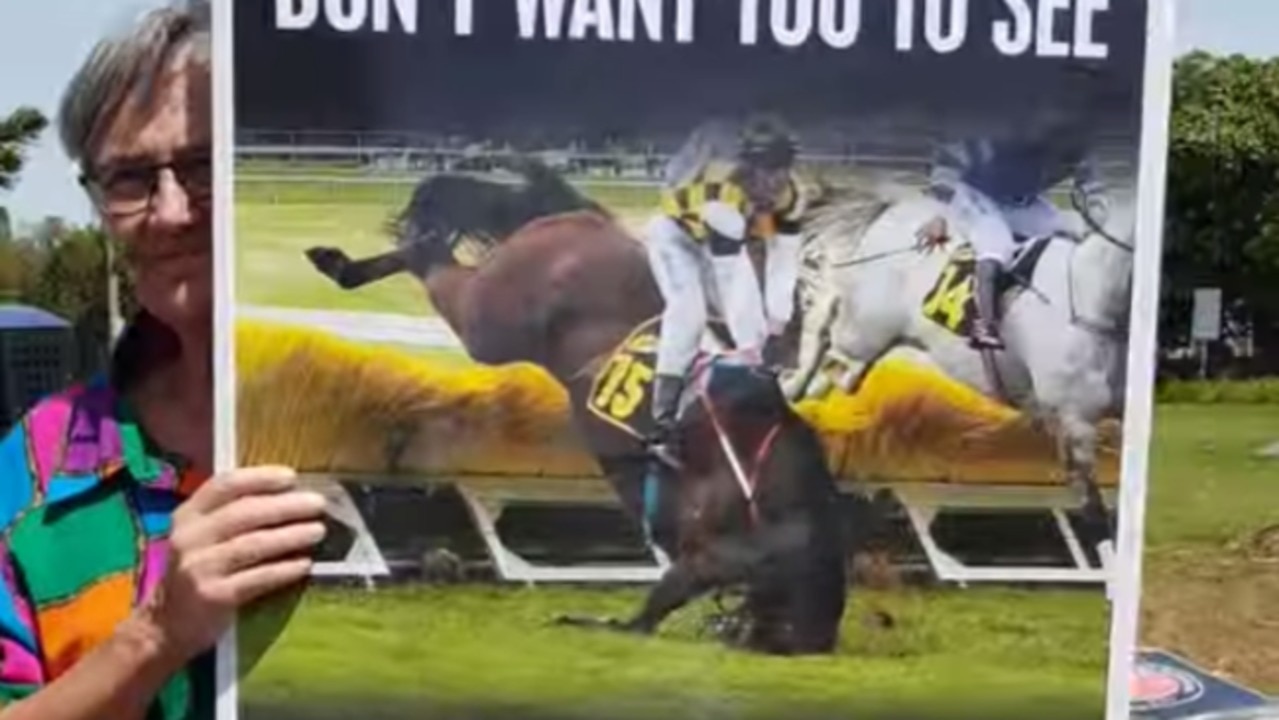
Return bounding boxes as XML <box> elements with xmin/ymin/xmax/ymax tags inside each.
<box><xmin>1140</xmin><ymin>546</ymin><xmax>1279</xmax><ymax>694</ymax></box>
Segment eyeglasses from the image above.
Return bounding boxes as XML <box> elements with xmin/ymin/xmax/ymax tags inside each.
<box><xmin>80</xmin><ymin>146</ymin><xmax>212</xmax><ymax>218</ymax></box>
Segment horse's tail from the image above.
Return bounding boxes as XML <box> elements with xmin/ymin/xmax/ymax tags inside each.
<box><xmin>508</xmin><ymin>155</ymin><xmax>614</xmax><ymax>220</ymax></box>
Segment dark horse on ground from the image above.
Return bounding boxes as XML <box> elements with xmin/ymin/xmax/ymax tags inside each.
<box><xmin>303</xmin><ymin>160</ymin><xmax>852</xmax><ymax>654</ymax></box>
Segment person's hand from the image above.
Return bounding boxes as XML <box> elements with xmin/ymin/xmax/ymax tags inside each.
<box><xmin>134</xmin><ymin>466</ymin><xmax>327</xmax><ymax>668</ymax></box>
<box><xmin>915</xmin><ymin>216</ymin><xmax>949</xmax><ymax>252</ymax></box>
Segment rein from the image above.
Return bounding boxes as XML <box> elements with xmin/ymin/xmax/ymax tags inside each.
<box><xmin>1074</xmin><ymin>197</ymin><xmax>1134</xmax><ymax>254</ymax></box>
<box><xmin>1064</xmin><ymin>258</ymin><xmax>1129</xmax><ymax>340</ymax></box>
<box><xmin>696</xmin><ymin>383</ymin><xmax>783</xmax><ymax>527</ymax></box>
<box><xmin>1061</xmin><ymin>197</ymin><xmax>1134</xmax><ymax>339</ymax></box>
<box><xmin>825</xmin><ymin>244</ymin><xmax>923</xmax><ymax>269</ymax></box>
<box><xmin>568</xmin><ymin>351</ymin><xmax>610</xmax><ymax>385</ymax></box>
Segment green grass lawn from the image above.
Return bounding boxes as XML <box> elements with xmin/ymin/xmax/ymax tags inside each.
<box><xmin>1143</xmin><ymin>404</ymin><xmax>1279</xmax><ymax>550</ymax></box>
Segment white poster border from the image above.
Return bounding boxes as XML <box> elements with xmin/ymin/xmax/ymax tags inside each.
<box><xmin>1104</xmin><ymin>1</ymin><xmax>1177</xmax><ymax>719</ymax></box>
<box><xmin>207</xmin><ymin>2</ymin><xmax>1181</xmax><ymax>718</ymax></box>
<box><xmin>211</xmin><ymin>0</ymin><xmax>240</xmax><ymax>715</ymax></box>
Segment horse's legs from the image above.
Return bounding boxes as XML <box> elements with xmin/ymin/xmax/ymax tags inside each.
<box><xmin>803</xmin><ymin>280</ymin><xmax>899</xmax><ymax>399</ymax></box>
<box><xmin>304</xmin><ymin>246</ymin><xmax>410</xmax><ymax>290</ymax></box>
<box><xmin>822</xmin><ymin>322</ymin><xmax>876</xmax><ymax>398</ymax></box>
<box><xmin>622</xmin><ymin>562</ymin><xmax>727</xmax><ymax>634</ymax></box>
<box><xmin>554</xmin><ymin>537</ymin><xmax>760</xmax><ymax>635</ymax></box>
<box><xmin>780</xmin><ymin>288</ymin><xmax>837</xmax><ymax>400</ymax></box>
<box><xmin>739</xmin><ymin>519</ymin><xmax>847</xmax><ymax>655</ymax></box>
<box><xmin>1057</xmin><ymin>413</ymin><xmax>1115</xmax><ymax>578</ymax></box>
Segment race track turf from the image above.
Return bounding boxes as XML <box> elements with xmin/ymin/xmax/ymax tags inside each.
<box><xmin>237</xmin><ymin>583</ymin><xmax>1108</xmax><ymax>720</ymax></box>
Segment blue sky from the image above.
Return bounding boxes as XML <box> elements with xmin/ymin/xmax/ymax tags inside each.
<box><xmin>0</xmin><ymin>0</ymin><xmax>170</xmax><ymax>229</ymax></box>
<box><xmin>0</xmin><ymin>0</ymin><xmax>1274</xmax><ymax>228</ymax></box>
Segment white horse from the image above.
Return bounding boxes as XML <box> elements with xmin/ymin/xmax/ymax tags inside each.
<box><xmin>781</xmin><ymin>177</ymin><xmax>1135</xmax><ymax>579</ymax></box>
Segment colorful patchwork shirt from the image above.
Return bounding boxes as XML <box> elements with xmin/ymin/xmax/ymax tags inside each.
<box><xmin>0</xmin><ymin>372</ymin><xmax>214</xmax><ymax>719</ymax></box>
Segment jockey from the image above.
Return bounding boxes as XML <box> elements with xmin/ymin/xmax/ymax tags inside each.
<box><xmin>643</xmin><ymin>115</ymin><xmax>808</xmax><ymax>460</ymax></box>
<box><xmin>924</xmin><ymin>114</ymin><xmax>1109</xmax><ymax>350</ymax></box>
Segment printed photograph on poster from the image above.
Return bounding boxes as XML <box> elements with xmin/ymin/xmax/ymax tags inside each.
<box><xmin>217</xmin><ymin>1</ymin><xmax>1171</xmax><ymax>719</ymax></box>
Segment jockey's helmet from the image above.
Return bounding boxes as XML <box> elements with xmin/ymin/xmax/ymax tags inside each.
<box><xmin>739</xmin><ymin>115</ymin><xmax>798</xmax><ymax>170</ymax></box>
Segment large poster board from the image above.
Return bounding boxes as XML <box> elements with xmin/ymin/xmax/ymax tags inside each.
<box><xmin>212</xmin><ymin>1</ymin><xmax>1175</xmax><ymax>718</ymax></box>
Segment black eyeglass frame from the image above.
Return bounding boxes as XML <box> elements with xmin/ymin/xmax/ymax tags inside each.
<box><xmin>77</xmin><ymin>145</ymin><xmax>213</xmax><ymax>218</ymax></box>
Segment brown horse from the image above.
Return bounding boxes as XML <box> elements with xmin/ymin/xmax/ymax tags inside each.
<box><xmin>303</xmin><ymin>162</ymin><xmax>851</xmax><ymax>654</ymax></box>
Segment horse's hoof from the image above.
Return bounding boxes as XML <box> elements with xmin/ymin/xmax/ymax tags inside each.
<box><xmin>778</xmin><ymin>377</ymin><xmax>803</xmax><ymax>401</ymax></box>
<box><xmin>705</xmin><ymin>619</ymin><xmax>748</xmax><ymax>646</ymax></box>
<box><xmin>552</xmin><ymin>615</ymin><xmax>628</xmax><ymax>631</ymax></box>
<box><xmin>304</xmin><ymin>246</ymin><xmax>349</xmax><ymax>277</ymax></box>
<box><xmin>778</xmin><ymin>373</ymin><xmax>810</xmax><ymax>402</ymax></box>
<box><xmin>551</xmin><ymin>614</ymin><xmax>592</xmax><ymax>627</ymax></box>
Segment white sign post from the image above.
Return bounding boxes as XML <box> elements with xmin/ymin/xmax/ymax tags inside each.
<box><xmin>1191</xmin><ymin>288</ymin><xmax>1222</xmax><ymax>378</ymax></box>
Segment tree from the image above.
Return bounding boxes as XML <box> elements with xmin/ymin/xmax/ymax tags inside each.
<box><xmin>0</xmin><ymin>106</ymin><xmax>48</xmax><ymax>190</ymax></box>
<box><xmin>1162</xmin><ymin>51</ymin><xmax>1279</xmax><ymax>373</ymax></box>
<box><xmin>26</xmin><ymin>215</ymin><xmax>69</xmax><ymax>253</ymax></box>
<box><xmin>12</xmin><ymin>220</ymin><xmax>115</xmax><ymax>377</ymax></box>
<box><xmin>0</xmin><ymin>240</ymin><xmax>31</xmax><ymax>302</ymax></box>
<box><xmin>22</xmin><ymin>224</ymin><xmax>109</xmax><ymax>323</ymax></box>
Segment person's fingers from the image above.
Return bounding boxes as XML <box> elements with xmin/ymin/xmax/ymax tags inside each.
<box><xmin>179</xmin><ymin>493</ymin><xmax>329</xmax><ymax>555</ymax></box>
<box><xmin>226</xmin><ymin>556</ymin><xmax>315</xmax><ymax>606</ymax></box>
<box><xmin>212</xmin><ymin>521</ymin><xmax>327</xmax><ymax>576</ymax></box>
<box><xmin>209</xmin><ymin>490</ymin><xmax>327</xmax><ymax>543</ymax></box>
<box><xmin>173</xmin><ymin>489</ymin><xmax>326</xmax><ymax>554</ymax></box>
<box><xmin>180</xmin><ymin>466</ymin><xmax>299</xmax><ymax>516</ymax></box>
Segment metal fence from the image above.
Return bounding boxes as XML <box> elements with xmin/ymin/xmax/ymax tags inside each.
<box><xmin>234</xmin><ymin>126</ymin><xmax>1140</xmax><ymax>197</ymax></box>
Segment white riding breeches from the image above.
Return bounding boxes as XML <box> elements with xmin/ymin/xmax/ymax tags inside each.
<box><xmin>644</xmin><ymin>215</ymin><xmax>768</xmax><ymax>378</ymax></box>
<box><xmin>950</xmin><ymin>182</ymin><xmax>1072</xmax><ymax>266</ymax></box>
<box><xmin>763</xmin><ymin>232</ymin><xmax>802</xmax><ymax>336</ymax></box>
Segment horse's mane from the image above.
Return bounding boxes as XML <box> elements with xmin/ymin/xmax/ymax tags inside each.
<box><xmin>509</xmin><ymin>157</ymin><xmax>614</xmax><ymax>221</ymax></box>
<box><xmin>798</xmin><ymin>172</ymin><xmax>914</xmax><ymax>265</ymax></box>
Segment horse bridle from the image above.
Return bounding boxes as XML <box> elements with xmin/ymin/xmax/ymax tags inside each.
<box><xmin>1071</xmin><ymin>192</ymin><xmax>1135</xmax><ymax>253</ymax></box>
<box><xmin>1058</xmin><ymin>193</ymin><xmax>1135</xmax><ymax>340</ymax></box>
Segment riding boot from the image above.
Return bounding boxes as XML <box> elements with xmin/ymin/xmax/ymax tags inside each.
<box><xmin>970</xmin><ymin>258</ymin><xmax>1005</xmax><ymax>350</ymax></box>
<box><xmin>761</xmin><ymin>334</ymin><xmax>787</xmax><ymax>373</ymax></box>
<box><xmin>647</xmin><ymin>373</ymin><xmax>684</xmax><ymax>466</ymax></box>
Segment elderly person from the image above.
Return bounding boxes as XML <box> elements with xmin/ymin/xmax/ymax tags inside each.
<box><xmin>0</xmin><ymin>3</ymin><xmax>327</xmax><ymax>719</ymax></box>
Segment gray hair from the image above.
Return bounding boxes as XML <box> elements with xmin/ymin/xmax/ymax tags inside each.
<box><xmin>57</xmin><ymin>0</ymin><xmax>210</xmax><ymax>170</ymax></box>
